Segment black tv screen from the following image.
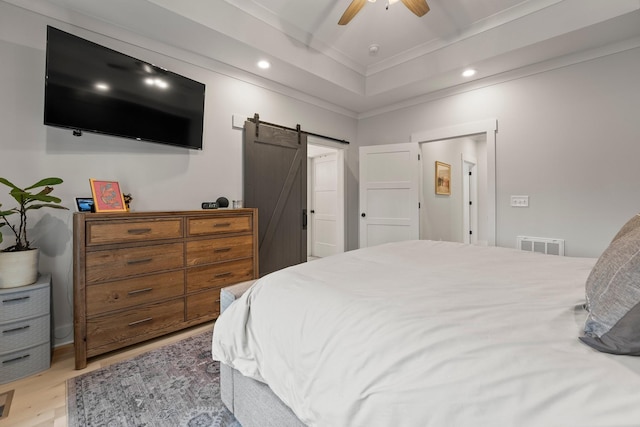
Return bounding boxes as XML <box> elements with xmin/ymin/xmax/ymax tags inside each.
<box><xmin>44</xmin><ymin>26</ymin><xmax>205</xmax><ymax>150</ymax></box>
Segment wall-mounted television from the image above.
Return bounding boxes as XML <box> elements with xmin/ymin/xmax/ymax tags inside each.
<box><xmin>44</xmin><ymin>26</ymin><xmax>205</xmax><ymax>150</ymax></box>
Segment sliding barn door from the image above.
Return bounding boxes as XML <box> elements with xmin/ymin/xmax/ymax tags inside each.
<box><xmin>244</xmin><ymin>119</ymin><xmax>307</xmax><ymax>277</ymax></box>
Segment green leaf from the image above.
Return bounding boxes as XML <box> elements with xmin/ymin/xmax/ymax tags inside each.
<box><xmin>0</xmin><ymin>177</ymin><xmax>19</xmax><ymax>190</ymax></box>
<box><xmin>25</xmin><ymin>203</ymin><xmax>68</xmax><ymax>211</ymax></box>
<box><xmin>24</xmin><ymin>177</ymin><xmax>63</xmax><ymax>190</ymax></box>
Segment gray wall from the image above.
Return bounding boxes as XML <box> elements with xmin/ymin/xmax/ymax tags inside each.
<box><xmin>357</xmin><ymin>45</ymin><xmax>640</xmax><ymax>259</ymax></box>
<box><xmin>0</xmin><ymin>1</ymin><xmax>358</xmax><ymax>345</ymax></box>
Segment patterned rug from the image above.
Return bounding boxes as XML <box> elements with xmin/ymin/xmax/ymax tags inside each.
<box><xmin>67</xmin><ymin>332</ymin><xmax>240</xmax><ymax>427</ymax></box>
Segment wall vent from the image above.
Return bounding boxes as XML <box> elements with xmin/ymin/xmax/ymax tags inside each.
<box><xmin>516</xmin><ymin>236</ymin><xmax>565</xmax><ymax>256</ymax></box>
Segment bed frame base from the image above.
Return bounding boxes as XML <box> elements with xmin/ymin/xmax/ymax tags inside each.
<box><xmin>220</xmin><ymin>363</ymin><xmax>306</xmax><ymax>427</ymax></box>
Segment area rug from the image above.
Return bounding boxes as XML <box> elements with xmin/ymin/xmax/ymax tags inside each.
<box><xmin>67</xmin><ymin>332</ymin><xmax>240</xmax><ymax>427</ymax></box>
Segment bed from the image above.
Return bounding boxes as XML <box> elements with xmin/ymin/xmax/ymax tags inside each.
<box><xmin>212</xmin><ymin>238</ymin><xmax>640</xmax><ymax>427</ymax></box>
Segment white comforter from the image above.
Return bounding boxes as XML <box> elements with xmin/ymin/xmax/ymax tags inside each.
<box><xmin>212</xmin><ymin>241</ymin><xmax>640</xmax><ymax>427</ymax></box>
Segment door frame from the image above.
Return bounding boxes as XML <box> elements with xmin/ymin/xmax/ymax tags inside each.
<box><xmin>462</xmin><ymin>155</ymin><xmax>478</xmax><ymax>244</ymax></box>
<box><xmin>411</xmin><ymin>119</ymin><xmax>497</xmax><ymax>246</ymax></box>
<box><xmin>307</xmin><ymin>139</ymin><xmax>346</xmax><ymax>256</ymax></box>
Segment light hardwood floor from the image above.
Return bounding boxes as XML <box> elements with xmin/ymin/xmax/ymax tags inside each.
<box><xmin>0</xmin><ymin>323</ymin><xmax>214</xmax><ymax>427</ymax></box>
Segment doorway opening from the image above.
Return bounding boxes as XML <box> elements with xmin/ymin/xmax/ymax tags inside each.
<box><xmin>412</xmin><ymin>119</ymin><xmax>497</xmax><ymax>246</ymax></box>
<box><xmin>419</xmin><ymin>134</ymin><xmax>485</xmax><ymax>244</ymax></box>
<box><xmin>307</xmin><ymin>138</ymin><xmax>346</xmax><ymax>259</ymax></box>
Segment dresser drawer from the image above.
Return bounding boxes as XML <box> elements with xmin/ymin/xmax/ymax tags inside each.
<box><xmin>186</xmin><ymin>235</ymin><xmax>253</xmax><ymax>266</ymax></box>
<box><xmin>86</xmin><ymin>298</ymin><xmax>184</xmax><ymax>353</ymax></box>
<box><xmin>186</xmin><ymin>258</ymin><xmax>254</xmax><ymax>292</ymax></box>
<box><xmin>0</xmin><ymin>342</ymin><xmax>50</xmax><ymax>385</ymax></box>
<box><xmin>86</xmin><ymin>271</ymin><xmax>184</xmax><ymax>316</ymax></box>
<box><xmin>86</xmin><ymin>218</ymin><xmax>183</xmax><ymax>245</ymax></box>
<box><xmin>0</xmin><ymin>286</ymin><xmax>49</xmax><ymax>322</ymax></box>
<box><xmin>186</xmin><ymin>288</ymin><xmax>220</xmax><ymax>321</ymax></box>
<box><xmin>86</xmin><ymin>243</ymin><xmax>184</xmax><ymax>284</ymax></box>
<box><xmin>187</xmin><ymin>215</ymin><xmax>251</xmax><ymax>236</ymax></box>
<box><xmin>0</xmin><ymin>315</ymin><xmax>49</xmax><ymax>355</ymax></box>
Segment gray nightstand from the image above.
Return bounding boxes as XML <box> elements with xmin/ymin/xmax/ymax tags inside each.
<box><xmin>0</xmin><ymin>274</ymin><xmax>51</xmax><ymax>384</ymax></box>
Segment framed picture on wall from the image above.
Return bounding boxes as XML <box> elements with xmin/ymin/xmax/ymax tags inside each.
<box><xmin>89</xmin><ymin>179</ymin><xmax>127</xmax><ymax>212</ymax></box>
<box><xmin>435</xmin><ymin>161</ymin><xmax>451</xmax><ymax>195</ymax></box>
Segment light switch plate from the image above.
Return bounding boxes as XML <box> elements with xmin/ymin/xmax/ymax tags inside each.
<box><xmin>511</xmin><ymin>195</ymin><xmax>529</xmax><ymax>207</ymax></box>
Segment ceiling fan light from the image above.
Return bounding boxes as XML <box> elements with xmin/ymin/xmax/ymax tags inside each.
<box><xmin>257</xmin><ymin>60</ymin><xmax>271</xmax><ymax>69</ymax></box>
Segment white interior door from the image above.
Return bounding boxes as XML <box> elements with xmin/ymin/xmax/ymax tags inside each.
<box><xmin>311</xmin><ymin>153</ymin><xmax>338</xmax><ymax>257</ymax></box>
<box><xmin>359</xmin><ymin>143</ymin><xmax>420</xmax><ymax>248</ymax></box>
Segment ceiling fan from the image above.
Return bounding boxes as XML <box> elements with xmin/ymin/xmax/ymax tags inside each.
<box><xmin>338</xmin><ymin>0</ymin><xmax>430</xmax><ymax>25</ymax></box>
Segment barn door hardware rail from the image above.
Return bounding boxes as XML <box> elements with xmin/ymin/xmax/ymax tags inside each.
<box><xmin>249</xmin><ymin>113</ymin><xmax>349</xmax><ymax>145</ymax></box>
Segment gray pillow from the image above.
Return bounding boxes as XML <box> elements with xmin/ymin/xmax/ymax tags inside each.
<box><xmin>581</xmin><ymin>215</ymin><xmax>640</xmax><ymax>355</ymax></box>
<box><xmin>611</xmin><ymin>214</ymin><xmax>640</xmax><ymax>242</ymax></box>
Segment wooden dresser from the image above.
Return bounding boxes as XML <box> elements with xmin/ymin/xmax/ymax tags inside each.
<box><xmin>73</xmin><ymin>209</ymin><xmax>258</xmax><ymax>369</ymax></box>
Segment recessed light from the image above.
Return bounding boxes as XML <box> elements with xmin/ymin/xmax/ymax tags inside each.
<box><xmin>257</xmin><ymin>60</ymin><xmax>271</xmax><ymax>69</ymax></box>
<box><xmin>462</xmin><ymin>69</ymin><xmax>476</xmax><ymax>78</ymax></box>
<box><xmin>94</xmin><ymin>82</ymin><xmax>110</xmax><ymax>91</ymax></box>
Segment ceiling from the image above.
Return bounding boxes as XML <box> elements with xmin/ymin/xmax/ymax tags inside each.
<box><xmin>33</xmin><ymin>0</ymin><xmax>640</xmax><ymax>115</ymax></box>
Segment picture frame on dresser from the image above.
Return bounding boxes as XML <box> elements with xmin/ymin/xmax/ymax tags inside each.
<box><xmin>72</xmin><ymin>209</ymin><xmax>258</xmax><ymax>369</ymax></box>
<box><xmin>89</xmin><ymin>179</ymin><xmax>127</xmax><ymax>212</ymax></box>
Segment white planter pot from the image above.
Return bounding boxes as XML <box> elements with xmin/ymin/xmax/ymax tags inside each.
<box><xmin>0</xmin><ymin>249</ymin><xmax>39</xmax><ymax>288</ymax></box>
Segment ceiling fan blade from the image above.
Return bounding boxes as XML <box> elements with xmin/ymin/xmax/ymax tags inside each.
<box><xmin>400</xmin><ymin>0</ymin><xmax>430</xmax><ymax>17</ymax></box>
<box><xmin>338</xmin><ymin>0</ymin><xmax>367</xmax><ymax>25</ymax></box>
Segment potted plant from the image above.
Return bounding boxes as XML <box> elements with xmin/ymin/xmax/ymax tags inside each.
<box><xmin>0</xmin><ymin>177</ymin><xmax>68</xmax><ymax>288</ymax></box>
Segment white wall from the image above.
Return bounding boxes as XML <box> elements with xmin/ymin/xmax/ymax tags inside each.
<box><xmin>357</xmin><ymin>44</ymin><xmax>640</xmax><ymax>259</ymax></box>
<box><xmin>0</xmin><ymin>1</ymin><xmax>358</xmax><ymax>345</ymax></box>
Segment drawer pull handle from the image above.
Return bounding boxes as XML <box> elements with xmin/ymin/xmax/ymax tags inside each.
<box><xmin>214</xmin><ymin>247</ymin><xmax>232</xmax><ymax>253</ymax></box>
<box><xmin>215</xmin><ymin>299</ymin><xmax>221</xmax><ymax>303</ymax></box>
<box><xmin>128</xmin><ymin>288</ymin><xmax>153</xmax><ymax>296</ymax></box>
<box><xmin>3</xmin><ymin>325</ymin><xmax>30</xmax><ymax>334</ymax></box>
<box><xmin>128</xmin><ymin>317</ymin><xmax>153</xmax><ymax>327</ymax></box>
<box><xmin>3</xmin><ymin>354</ymin><xmax>30</xmax><ymax>364</ymax></box>
<box><xmin>127</xmin><ymin>228</ymin><xmax>152</xmax><ymax>235</ymax></box>
<box><xmin>127</xmin><ymin>258</ymin><xmax>153</xmax><ymax>265</ymax></box>
<box><xmin>2</xmin><ymin>296</ymin><xmax>30</xmax><ymax>303</ymax></box>
<box><xmin>214</xmin><ymin>272</ymin><xmax>232</xmax><ymax>279</ymax></box>
<box><xmin>213</xmin><ymin>223</ymin><xmax>232</xmax><ymax>228</ymax></box>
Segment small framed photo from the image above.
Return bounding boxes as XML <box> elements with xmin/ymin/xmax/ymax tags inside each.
<box><xmin>89</xmin><ymin>179</ymin><xmax>127</xmax><ymax>212</ymax></box>
<box><xmin>435</xmin><ymin>161</ymin><xmax>451</xmax><ymax>195</ymax></box>
<box><xmin>75</xmin><ymin>197</ymin><xmax>94</xmax><ymax>212</ymax></box>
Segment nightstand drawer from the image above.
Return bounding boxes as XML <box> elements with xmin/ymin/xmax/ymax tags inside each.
<box><xmin>0</xmin><ymin>286</ymin><xmax>49</xmax><ymax>323</ymax></box>
<box><xmin>86</xmin><ymin>243</ymin><xmax>184</xmax><ymax>284</ymax></box>
<box><xmin>0</xmin><ymin>315</ymin><xmax>49</xmax><ymax>354</ymax></box>
<box><xmin>186</xmin><ymin>258</ymin><xmax>254</xmax><ymax>292</ymax></box>
<box><xmin>86</xmin><ymin>298</ymin><xmax>184</xmax><ymax>353</ymax></box>
<box><xmin>86</xmin><ymin>271</ymin><xmax>185</xmax><ymax>316</ymax></box>
<box><xmin>187</xmin><ymin>216</ymin><xmax>251</xmax><ymax>236</ymax></box>
<box><xmin>186</xmin><ymin>235</ymin><xmax>253</xmax><ymax>266</ymax></box>
<box><xmin>86</xmin><ymin>219</ymin><xmax>183</xmax><ymax>245</ymax></box>
<box><xmin>0</xmin><ymin>342</ymin><xmax>50</xmax><ymax>384</ymax></box>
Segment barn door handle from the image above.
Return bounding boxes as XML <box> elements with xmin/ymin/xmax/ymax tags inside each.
<box><xmin>302</xmin><ymin>209</ymin><xmax>308</xmax><ymax>230</ymax></box>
